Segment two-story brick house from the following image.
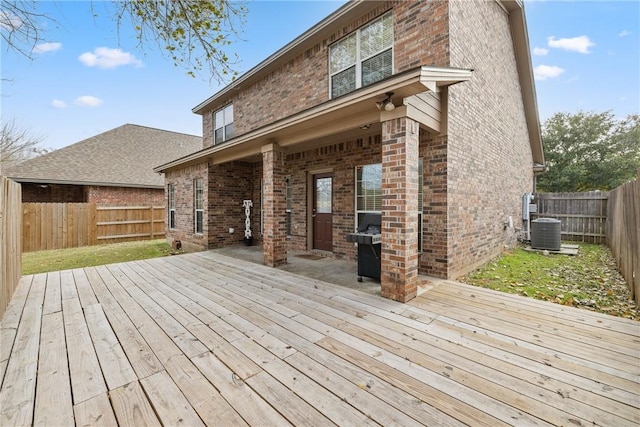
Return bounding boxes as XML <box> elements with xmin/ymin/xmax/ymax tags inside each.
<box><xmin>155</xmin><ymin>0</ymin><xmax>544</xmax><ymax>302</ymax></box>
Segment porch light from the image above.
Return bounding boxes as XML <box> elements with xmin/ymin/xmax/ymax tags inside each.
<box><xmin>376</xmin><ymin>92</ymin><xmax>395</xmax><ymax>111</ymax></box>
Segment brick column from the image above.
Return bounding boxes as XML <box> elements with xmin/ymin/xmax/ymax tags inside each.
<box><xmin>262</xmin><ymin>143</ymin><xmax>287</xmax><ymax>267</ymax></box>
<box><xmin>381</xmin><ymin>117</ymin><xmax>420</xmax><ymax>302</ymax></box>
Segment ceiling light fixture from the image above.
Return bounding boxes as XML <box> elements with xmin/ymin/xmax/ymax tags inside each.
<box><xmin>376</xmin><ymin>92</ymin><xmax>395</xmax><ymax>111</ymax></box>
<box><xmin>360</xmin><ymin>124</ymin><xmax>371</xmax><ymax>130</ymax></box>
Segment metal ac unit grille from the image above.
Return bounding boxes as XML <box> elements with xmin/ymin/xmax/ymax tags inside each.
<box><xmin>531</xmin><ymin>218</ymin><xmax>561</xmax><ymax>251</ymax></box>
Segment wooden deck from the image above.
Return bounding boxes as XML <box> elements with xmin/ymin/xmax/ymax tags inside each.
<box><xmin>1</xmin><ymin>251</ymin><xmax>639</xmax><ymax>426</ymax></box>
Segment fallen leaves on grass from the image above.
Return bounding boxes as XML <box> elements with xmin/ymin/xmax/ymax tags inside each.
<box><xmin>460</xmin><ymin>244</ymin><xmax>640</xmax><ymax>321</ymax></box>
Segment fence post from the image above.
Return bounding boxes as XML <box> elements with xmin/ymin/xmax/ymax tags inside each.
<box><xmin>149</xmin><ymin>206</ymin><xmax>153</xmax><ymax>240</ymax></box>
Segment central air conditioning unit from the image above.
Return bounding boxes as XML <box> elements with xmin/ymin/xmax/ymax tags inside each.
<box><xmin>531</xmin><ymin>218</ymin><xmax>561</xmax><ymax>251</ymax></box>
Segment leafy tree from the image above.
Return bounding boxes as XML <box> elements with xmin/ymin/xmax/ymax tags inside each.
<box><xmin>537</xmin><ymin>111</ymin><xmax>640</xmax><ymax>192</ymax></box>
<box><xmin>0</xmin><ymin>0</ymin><xmax>247</xmax><ymax>81</ymax></box>
<box><xmin>0</xmin><ymin>119</ymin><xmax>47</xmax><ymax>172</ymax></box>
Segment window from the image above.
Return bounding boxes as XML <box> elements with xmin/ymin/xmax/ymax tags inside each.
<box><xmin>329</xmin><ymin>12</ymin><xmax>393</xmax><ymax>98</ymax></box>
<box><xmin>168</xmin><ymin>184</ymin><xmax>176</xmax><ymax>229</ymax></box>
<box><xmin>285</xmin><ymin>175</ymin><xmax>292</xmax><ymax>236</ymax></box>
<box><xmin>355</xmin><ymin>159</ymin><xmax>424</xmax><ymax>252</ymax></box>
<box><xmin>214</xmin><ymin>104</ymin><xmax>234</xmax><ymax>144</ymax></box>
<box><xmin>194</xmin><ymin>178</ymin><xmax>203</xmax><ymax>234</ymax></box>
<box><xmin>355</xmin><ymin>163</ymin><xmax>382</xmax><ymax>228</ymax></box>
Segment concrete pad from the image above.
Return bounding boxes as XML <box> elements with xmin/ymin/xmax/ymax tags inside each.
<box><xmin>524</xmin><ymin>244</ymin><xmax>579</xmax><ymax>256</ymax></box>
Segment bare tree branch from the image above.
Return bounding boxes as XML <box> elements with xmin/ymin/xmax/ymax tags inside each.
<box><xmin>0</xmin><ymin>119</ymin><xmax>46</xmax><ymax>173</ymax></box>
<box><xmin>0</xmin><ymin>0</ymin><xmax>55</xmax><ymax>60</ymax></box>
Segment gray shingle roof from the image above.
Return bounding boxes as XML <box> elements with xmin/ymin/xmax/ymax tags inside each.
<box><xmin>6</xmin><ymin>124</ymin><xmax>202</xmax><ymax>188</ymax></box>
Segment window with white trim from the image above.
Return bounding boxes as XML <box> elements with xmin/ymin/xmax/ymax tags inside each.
<box><xmin>285</xmin><ymin>175</ymin><xmax>292</xmax><ymax>236</ymax></box>
<box><xmin>329</xmin><ymin>12</ymin><xmax>393</xmax><ymax>98</ymax></box>
<box><xmin>168</xmin><ymin>184</ymin><xmax>176</xmax><ymax>229</ymax></box>
<box><xmin>194</xmin><ymin>178</ymin><xmax>203</xmax><ymax>234</ymax></box>
<box><xmin>355</xmin><ymin>159</ymin><xmax>424</xmax><ymax>252</ymax></box>
<box><xmin>214</xmin><ymin>104</ymin><xmax>234</xmax><ymax>144</ymax></box>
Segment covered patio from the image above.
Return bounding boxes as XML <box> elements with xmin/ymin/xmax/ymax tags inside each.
<box><xmin>1</xmin><ymin>251</ymin><xmax>638</xmax><ymax>426</ymax></box>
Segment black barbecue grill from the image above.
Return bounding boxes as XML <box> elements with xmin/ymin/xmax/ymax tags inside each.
<box><xmin>346</xmin><ymin>213</ymin><xmax>382</xmax><ymax>282</ymax></box>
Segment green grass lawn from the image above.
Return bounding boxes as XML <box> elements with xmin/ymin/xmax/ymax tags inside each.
<box><xmin>22</xmin><ymin>239</ymin><xmax>177</xmax><ymax>275</ymax></box>
<box><xmin>460</xmin><ymin>243</ymin><xmax>639</xmax><ymax>320</ymax></box>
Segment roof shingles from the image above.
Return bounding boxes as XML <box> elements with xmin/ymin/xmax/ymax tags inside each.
<box><xmin>6</xmin><ymin>124</ymin><xmax>202</xmax><ymax>188</ymax></box>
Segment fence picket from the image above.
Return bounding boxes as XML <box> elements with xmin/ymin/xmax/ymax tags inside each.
<box><xmin>533</xmin><ymin>191</ymin><xmax>608</xmax><ymax>243</ymax></box>
<box><xmin>21</xmin><ymin>204</ymin><xmax>165</xmax><ymax>252</ymax></box>
<box><xmin>1</xmin><ymin>177</ymin><xmax>22</xmax><ymax>318</ymax></box>
<box><xmin>606</xmin><ymin>172</ymin><xmax>639</xmax><ymax>304</ymax></box>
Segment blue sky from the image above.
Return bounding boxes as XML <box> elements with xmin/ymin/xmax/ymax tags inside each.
<box><xmin>1</xmin><ymin>1</ymin><xmax>638</xmax><ymax>151</ymax></box>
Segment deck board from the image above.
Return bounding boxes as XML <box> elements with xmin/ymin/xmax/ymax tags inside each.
<box><xmin>0</xmin><ymin>274</ymin><xmax>46</xmax><ymax>426</ymax></box>
<box><xmin>33</xmin><ymin>311</ymin><xmax>73</xmax><ymax>426</ymax></box>
<box><xmin>1</xmin><ymin>251</ymin><xmax>639</xmax><ymax>426</ymax></box>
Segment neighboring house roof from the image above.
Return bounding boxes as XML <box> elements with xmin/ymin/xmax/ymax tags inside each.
<box><xmin>7</xmin><ymin>124</ymin><xmax>202</xmax><ymax>188</ymax></box>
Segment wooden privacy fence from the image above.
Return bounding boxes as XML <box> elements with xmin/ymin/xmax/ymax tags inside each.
<box><xmin>1</xmin><ymin>177</ymin><xmax>22</xmax><ymax>319</ymax></box>
<box><xmin>605</xmin><ymin>173</ymin><xmax>639</xmax><ymax>304</ymax></box>
<box><xmin>532</xmin><ymin>191</ymin><xmax>608</xmax><ymax>243</ymax></box>
<box><xmin>22</xmin><ymin>203</ymin><xmax>165</xmax><ymax>252</ymax></box>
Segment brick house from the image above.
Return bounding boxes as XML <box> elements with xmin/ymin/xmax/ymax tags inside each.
<box><xmin>155</xmin><ymin>0</ymin><xmax>545</xmax><ymax>302</ymax></box>
<box><xmin>7</xmin><ymin>124</ymin><xmax>202</xmax><ymax>206</ymax></box>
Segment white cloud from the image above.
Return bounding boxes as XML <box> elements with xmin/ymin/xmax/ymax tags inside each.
<box><xmin>74</xmin><ymin>96</ymin><xmax>103</xmax><ymax>107</ymax></box>
<box><xmin>78</xmin><ymin>47</ymin><xmax>142</xmax><ymax>69</ymax></box>
<box><xmin>51</xmin><ymin>99</ymin><xmax>67</xmax><ymax>109</ymax></box>
<box><xmin>534</xmin><ymin>65</ymin><xmax>565</xmax><ymax>81</ymax></box>
<box><xmin>547</xmin><ymin>35</ymin><xmax>594</xmax><ymax>54</ymax></box>
<box><xmin>533</xmin><ymin>47</ymin><xmax>549</xmax><ymax>56</ymax></box>
<box><xmin>0</xmin><ymin>11</ymin><xmax>22</xmax><ymax>31</ymax></box>
<box><xmin>618</xmin><ymin>30</ymin><xmax>630</xmax><ymax>37</ymax></box>
<box><xmin>33</xmin><ymin>42</ymin><xmax>62</xmax><ymax>54</ymax></box>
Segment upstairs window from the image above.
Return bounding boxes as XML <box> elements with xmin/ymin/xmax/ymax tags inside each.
<box><xmin>329</xmin><ymin>12</ymin><xmax>393</xmax><ymax>98</ymax></box>
<box><xmin>214</xmin><ymin>104</ymin><xmax>234</xmax><ymax>144</ymax></box>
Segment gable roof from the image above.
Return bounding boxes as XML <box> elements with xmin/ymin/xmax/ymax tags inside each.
<box><xmin>6</xmin><ymin>124</ymin><xmax>202</xmax><ymax>189</ymax></box>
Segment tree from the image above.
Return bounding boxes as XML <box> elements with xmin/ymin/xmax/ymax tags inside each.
<box><xmin>0</xmin><ymin>0</ymin><xmax>247</xmax><ymax>81</ymax></box>
<box><xmin>537</xmin><ymin>111</ymin><xmax>640</xmax><ymax>192</ymax></box>
<box><xmin>0</xmin><ymin>119</ymin><xmax>46</xmax><ymax>172</ymax></box>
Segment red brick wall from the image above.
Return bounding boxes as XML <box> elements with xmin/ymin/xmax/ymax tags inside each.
<box><xmin>262</xmin><ymin>147</ymin><xmax>287</xmax><ymax>266</ymax></box>
<box><xmin>207</xmin><ymin>161</ymin><xmax>254</xmax><ymax>248</ymax></box>
<box><xmin>165</xmin><ymin>162</ymin><xmax>209</xmax><ymax>252</ymax></box>
<box><xmin>21</xmin><ymin>183</ymin><xmax>163</xmax><ymax>206</ymax></box>
<box><xmin>393</xmin><ymin>0</ymin><xmax>450</xmax><ymax>72</ymax></box>
<box><xmin>201</xmin><ymin>1</ymin><xmax>451</xmax><ymax>148</ymax></box>
<box><xmin>85</xmin><ymin>186</ymin><xmax>164</xmax><ymax>206</ymax></box>
<box><xmin>285</xmin><ymin>135</ymin><xmax>382</xmax><ymax>259</ymax></box>
<box><xmin>419</xmin><ymin>132</ymin><xmax>450</xmax><ymax>278</ymax></box>
<box><xmin>380</xmin><ymin>117</ymin><xmax>420</xmax><ymax>302</ymax></box>
<box><xmin>21</xmin><ymin>183</ymin><xmax>85</xmax><ymax>203</ymax></box>
<box><xmin>446</xmin><ymin>0</ymin><xmax>535</xmax><ymax>278</ymax></box>
<box><xmin>175</xmin><ymin>0</ymin><xmax>536</xmax><ymax>282</ymax></box>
